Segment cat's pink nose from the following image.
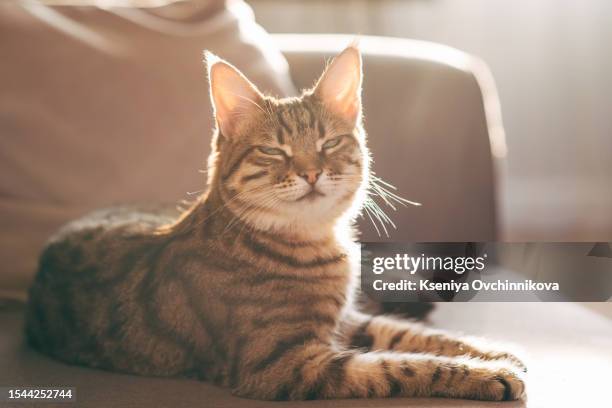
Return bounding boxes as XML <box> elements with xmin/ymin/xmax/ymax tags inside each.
<box><xmin>299</xmin><ymin>170</ymin><xmax>322</xmax><ymax>185</ymax></box>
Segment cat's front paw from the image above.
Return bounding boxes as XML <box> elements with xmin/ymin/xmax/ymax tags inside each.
<box><xmin>469</xmin><ymin>367</ymin><xmax>526</xmax><ymax>401</ymax></box>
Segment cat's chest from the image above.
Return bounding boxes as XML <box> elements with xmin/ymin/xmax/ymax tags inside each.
<box><xmin>231</xmin><ymin>233</ymin><xmax>358</xmax><ymax>294</ymax></box>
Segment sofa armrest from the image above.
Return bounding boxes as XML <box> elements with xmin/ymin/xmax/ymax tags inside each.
<box><xmin>273</xmin><ymin>34</ymin><xmax>504</xmax><ymax>241</ymax></box>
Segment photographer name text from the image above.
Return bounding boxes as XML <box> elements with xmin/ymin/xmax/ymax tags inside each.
<box><xmin>372</xmin><ymin>279</ymin><xmax>560</xmax><ymax>292</ymax></box>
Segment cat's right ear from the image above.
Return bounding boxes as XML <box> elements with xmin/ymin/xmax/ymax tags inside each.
<box><xmin>206</xmin><ymin>52</ymin><xmax>263</xmax><ymax>139</ymax></box>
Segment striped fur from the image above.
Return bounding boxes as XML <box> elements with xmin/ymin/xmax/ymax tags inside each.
<box><xmin>25</xmin><ymin>46</ymin><xmax>526</xmax><ymax>401</ymax></box>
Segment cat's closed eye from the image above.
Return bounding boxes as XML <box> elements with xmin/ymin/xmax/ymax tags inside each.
<box><xmin>322</xmin><ymin>136</ymin><xmax>343</xmax><ymax>150</ymax></box>
<box><xmin>258</xmin><ymin>146</ymin><xmax>285</xmax><ymax>156</ymax></box>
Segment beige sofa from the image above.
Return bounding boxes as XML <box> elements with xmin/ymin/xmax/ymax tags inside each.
<box><xmin>7</xmin><ymin>3</ymin><xmax>611</xmax><ymax>408</ymax></box>
<box><xmin>0</xmin><ymin>2</ymin><xmax>500</xmax><ymax>302</ymax></box>
<box><xmin>0</xmin><ymin>25</ymin><xmax>509</xmax><ymax>405</ymax></box>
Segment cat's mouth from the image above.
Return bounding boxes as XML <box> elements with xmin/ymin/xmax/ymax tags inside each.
<box><xmin>296</xmin><ymin>189</ymin><xmax>325</xmax><ymax>202</ymax></box>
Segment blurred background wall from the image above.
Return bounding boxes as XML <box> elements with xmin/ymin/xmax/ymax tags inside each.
<box><xmin>248</xmin><ymin>0</ymin><xmax>612</xmax><ymax>241</ymax></box>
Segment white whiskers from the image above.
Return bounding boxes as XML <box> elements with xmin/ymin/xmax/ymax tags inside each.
<box><xmin>361</xmin><ymin>173</ymin><xmax>421</xmax><ymax>237</ymax></box>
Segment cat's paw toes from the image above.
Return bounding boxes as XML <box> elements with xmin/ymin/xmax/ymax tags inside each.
<box><xmin>480</xmin><ymin>369</ymin><xmax>526</xmax><ymax>401</ymax></box>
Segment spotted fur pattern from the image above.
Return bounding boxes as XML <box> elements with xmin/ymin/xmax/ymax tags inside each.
<box><xmin>26</xmin><ymin>46</ymin><xmax>526</xmax><ymax>401</ymax></box>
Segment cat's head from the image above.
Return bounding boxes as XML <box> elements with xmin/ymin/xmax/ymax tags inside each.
<box><xmin>205</xmin><ymin>46</ymin><xmax>369</xmax><ymax>233</ymax></box>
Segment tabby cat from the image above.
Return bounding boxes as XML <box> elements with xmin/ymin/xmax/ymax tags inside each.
<box><xmin>26</xmin><ymin>46</ymin><xmax>526</xmax><ymax>401</ymax></box>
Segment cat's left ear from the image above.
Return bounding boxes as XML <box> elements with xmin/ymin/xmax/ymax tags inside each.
<box><xmin>314</xmin><ymin>45</ymin><xmax>362</xmax><ymax>124</ymax></box>
<box><xmin>206</xmin><ymin>52</ymin><xmax>264</xmax><ymax>138</ymax></box>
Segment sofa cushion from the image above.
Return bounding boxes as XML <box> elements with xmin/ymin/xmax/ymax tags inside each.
<box><xmin>0</xmin><ymin>1</ymin><xmax>295</xmax><ymax>298</ymax></box>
